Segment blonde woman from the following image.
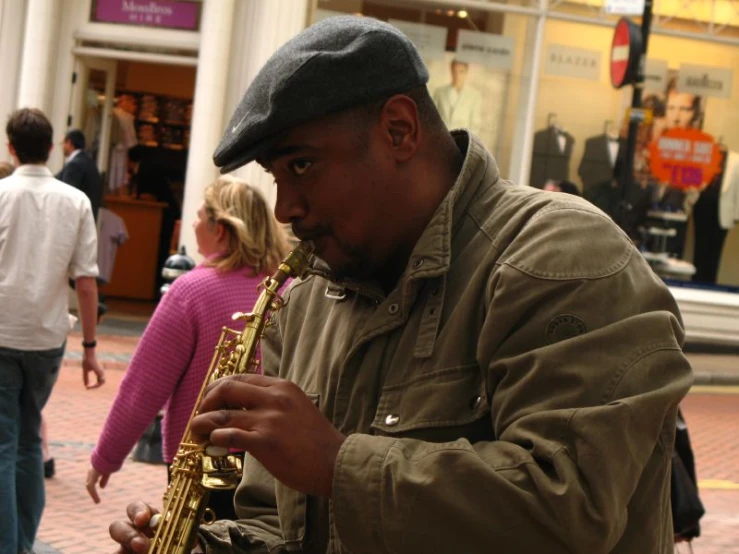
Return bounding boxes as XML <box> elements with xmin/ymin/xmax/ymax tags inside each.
<box><xmin>86</xmin><ymin>177</ymin><xmax>290</xmax><ymax>517</ymax></box>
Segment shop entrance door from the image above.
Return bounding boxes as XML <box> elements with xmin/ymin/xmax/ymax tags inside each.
<box><xmin>69</xmin><ymin>56</ymin><xmax>117</xmax><ymax>175</ymax></box>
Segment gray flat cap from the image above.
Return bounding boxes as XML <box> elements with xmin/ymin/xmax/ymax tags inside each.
<box><xmin>214</xmin><ymin>15</ymin><xmax>429</xmax><ymax>173</ymax></box>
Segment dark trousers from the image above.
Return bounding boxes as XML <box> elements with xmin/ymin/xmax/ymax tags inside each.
<box><xmin>0</xmin><ymin>343</ymin><xmax>64</xmax><ymax>554</ymax></box>
<box><xmin>692</xmin><ymin>193</ymin><xmax>728</xmax><ymax>285</ymax></box>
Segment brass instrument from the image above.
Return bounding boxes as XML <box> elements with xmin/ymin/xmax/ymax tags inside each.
<box><xmin>147</xmin><ymin>242</ymin><xmax>314</xmax><ymax>554</ymax></box>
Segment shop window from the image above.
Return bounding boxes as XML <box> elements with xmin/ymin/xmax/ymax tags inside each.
<box><xmin>546</xmin><ymin>0</ymin><xmax>739</xmax><ymax>40</ymax></box>
<box><xmin>313</xmin><ymin>0</ymin><xmax>539</xmax><ymax>179</ymax></box>
<box><xmin>535</xmin><ymin>18</ymin><xmax>739</xmax><ymax>289</ymax></box>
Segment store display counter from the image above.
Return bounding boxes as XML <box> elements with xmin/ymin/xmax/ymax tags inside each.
<box><xmin>101</xmin><ymin>195</ymin><xmax>167</xmax><ymax>301</ymax></box>
<box><xmin>669</xmin><ymin>286</ymin><xmax>739</xmax><ymax>347</ymax></box>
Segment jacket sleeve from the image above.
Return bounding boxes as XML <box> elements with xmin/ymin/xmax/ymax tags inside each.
<box><xmin>90</xmin><ymin>286</ymin><xmax>196</xmax><ymax>473</ymax></box>
<box><xmin>199</xmin><ymin>315</ymin><xmax>287</xmax><ymax>554</ymax></box>
<box><xmin>331</xmin><ymin>206</ymin><xmax>693</xmax><ymax>554</ymax></box>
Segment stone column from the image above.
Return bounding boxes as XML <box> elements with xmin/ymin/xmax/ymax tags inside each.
<box><xmin>179</xmin><ymin>0</ymin><xmax>311</xmax><ymax>257</ymax></box>
<box><xmin>0</xmin><ymin>0</ymin><xmax>27</xmax><ymax>161</ymax></box>
<box><xmin>179</xmin><ymin>0</ymin><xmax>236</xmax><ymax>258</ymax></box>
<box><xmin>227</xmin><ymin>0</ymin><xmax>311</xmax><ymax>207</ymax></box>
<box><xmin>16</xmin><ymin>0</ymin><xmax>60</xmax><ymax>112</ymax></box>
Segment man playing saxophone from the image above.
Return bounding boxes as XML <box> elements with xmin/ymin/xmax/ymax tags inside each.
<box><xmin>111</xmin><ymin>16</ymin><xmax>692</xmax><ymax>554</ymax></box>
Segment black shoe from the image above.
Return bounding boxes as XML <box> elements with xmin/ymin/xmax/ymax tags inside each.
<box><xmin>97</xmin><ymin>302</ymin><xmax>108</xmax><ymax>323</ymax></box>
<box><xmin>44</xmin><ymin>458</ymin><xmax>55</xmax><ymax>479</ymax></box>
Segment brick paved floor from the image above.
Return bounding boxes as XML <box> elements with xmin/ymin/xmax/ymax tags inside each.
<box><xmin>680</xmin><ymin>392</ymin><xmax>739</xmax><ymax>554</ymax></box>
<box><xmin>35</xmin><ymin>329</ymin><xmax>739</xmax><ymax>553</ymax></box>
<box><xmin>37</xmin><ymin>345</ymin><xmax>166</xmax><ymax>554</ymax></box>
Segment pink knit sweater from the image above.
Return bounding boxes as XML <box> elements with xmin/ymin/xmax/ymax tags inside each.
<box><xmin>91</xmin><ymin>263</ymin><xmax>290</xmax><ymax>473</ymax></box>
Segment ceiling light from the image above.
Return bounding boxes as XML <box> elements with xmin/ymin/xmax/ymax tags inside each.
<box><xmin>458</xmin><ymin>10</ymin><xmax>468</xmax><ymax>18</ymax></box>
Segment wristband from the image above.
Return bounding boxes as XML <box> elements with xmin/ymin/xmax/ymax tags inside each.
<box><xmin>82</xmin><ymin>339</ymin><xmax>97</xmax><ymax>349</ymax></box>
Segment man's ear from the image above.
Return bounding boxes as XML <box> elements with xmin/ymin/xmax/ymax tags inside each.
<box><xmin>380</xmin><ymin>94</ymin><xmax>420</xmax><ymax>163</ymax></box>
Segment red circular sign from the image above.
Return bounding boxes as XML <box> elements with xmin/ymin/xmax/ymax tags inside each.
<box><xmin>610</xmin><ymin>19</ymin><xmax>632</xmax><ymax>88</ymax></box>
<box><xmin>648</xmin><ymin>128</ymin><xmax>723</xmax><ymax>191</ymax></box>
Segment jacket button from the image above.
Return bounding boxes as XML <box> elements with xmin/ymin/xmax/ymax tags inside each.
<box><xmin>470</xmin><ymin>395</ymin><xmax>482</xmax><ymax>410</ymax></box>
<box><xmin>385</xmin><ymin>414</ymin><xmax>400</xmax><ymax>426</ymax></box>
<box><xmin>388</xmin><ymin>303</ymin><xmax>399</xmax><ymax>315</ymax></box>
<box><xmin>413</xmin><ymin>258</ymin><xmax>424</xmax><ymax>269</ymax></box>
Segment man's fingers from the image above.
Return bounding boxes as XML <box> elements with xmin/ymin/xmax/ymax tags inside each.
<box><xmin>210</xmin><ymin>427</ymin><xmax>262</xmax><ymax>451</ymax></box>
<box><xmin>201</xmin><ymin>374</ymin><xmax>280</xmax><ymax>403</ymax></box>
<box><xmin>191</xmin><ymin>406</ymin><xmax>258</xmax><ymax>445</ymax></box>
<box><xmin>126</xmin><ymin>501</ymin><xmax>155</xmax><ymax>529</ymax></box>
<box><xmin>109</xmin><ymin>520</ymin><xmax>150</xmax><ymax>553</ymax></box>
<box><xmin>198</xmin><ymin>378</ymin><xmax>274</xmax><ymax>414</ymax></box>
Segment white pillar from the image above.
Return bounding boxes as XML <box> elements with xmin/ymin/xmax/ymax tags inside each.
<box><xmin>179</xmin><ymin>0</ymin><xmax>237</xmax><ymax>259</ymax></box>
<box><xmin>507</xmin><ymin>0</ymin><xmax>547</xmax><ymax>187</ymax></box>
<box><xmin>227</xmin><ymin>0</ymin><xmax>310</xmax><ymax>208</ymax></box>
<box><xmin>48</xmin><ymin>0</ymin><xmax>88</xmax><ymax>173</ymax></box>
<box><xmin>180</xmin><ymin>0</ymin><xmax>310</xmax><ymax>259</ymax></box>
<box><xmin>0</xmin><ymin>0</ymin><xmax>28</xmax><ymax>161</ymax></box>
<box><xmin>16</xmin><ymin>0</ymin><xmax>60</xmax><ymax>112</ymax></box>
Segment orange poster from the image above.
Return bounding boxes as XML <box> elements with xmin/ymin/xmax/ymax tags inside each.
<box><xmin>648</xmin><ymin>127</ymin><xmax>723</xmax><ymax>190</ymax></box>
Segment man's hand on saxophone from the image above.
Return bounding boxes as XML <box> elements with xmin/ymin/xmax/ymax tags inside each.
<box><xmin>109</xmin><ymin>373</ymin><xmax>347</xmax><ymax>552</ymax></box>
<box><xmin>190</xmin><ymin>373</ymin><xmax>347</xmax><ymax>498</ymax></box>
<box><xmin>109</xmin><ymin>500</ymin><xmax>158</xmax><ymax>553</ymax></box>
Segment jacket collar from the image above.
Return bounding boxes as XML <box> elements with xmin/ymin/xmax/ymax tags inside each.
<box><xmin>309</xmin><ymin>131</ymin><xmax>499</xmax><ymax>300</ymax></box>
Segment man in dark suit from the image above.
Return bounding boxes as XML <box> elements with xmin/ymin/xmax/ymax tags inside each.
<box><xmin>57</xmin><ymin>129</ymin><xmax>107</xmax><ymax>319</ymax></box>
<box><xmin>58</xmin><ymin>129</ymin><xmax>102</xmax><ymax>221</ymax></box>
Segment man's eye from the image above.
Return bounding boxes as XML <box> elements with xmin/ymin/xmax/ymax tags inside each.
<box><xmin>290</xmin><ymin>160</ymin><xmax>312</xmax><ymax>176</ymax></box>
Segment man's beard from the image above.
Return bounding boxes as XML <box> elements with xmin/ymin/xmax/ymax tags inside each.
<box><xmin>294</xmin><ymin>224</ymin><xmax>370</xmax><ymax>281</ymax></box>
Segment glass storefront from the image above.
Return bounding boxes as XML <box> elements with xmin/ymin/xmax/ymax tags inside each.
<box><xmin>313</xmin><ymin>0</ymin><xmax>739</xmax><ymax>291</ymax></box>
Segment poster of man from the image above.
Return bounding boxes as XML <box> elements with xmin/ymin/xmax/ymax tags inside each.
<box><xmin>647</xmin><ymin>74</ymin><xmax>704</xmax><ymax>140</ymax></box>
<box><xmin>388</xmin><ymin>21</ymin><xmax>512</xmax><ymax>158</ymax></box>
<box><xmin>432</xmin><ymin>59</ymin><xmax>483</xmax><ymax>136</ymax></box>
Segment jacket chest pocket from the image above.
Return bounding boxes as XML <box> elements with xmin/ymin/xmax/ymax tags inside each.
<box><xmin>370</xmin><ymin>363</ymin><xmax>493</xmax><ymax>443</ymax></box>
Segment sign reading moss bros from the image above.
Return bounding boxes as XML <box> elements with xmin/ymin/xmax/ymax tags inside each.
<box><xmin>649</xmin><ymin>128</ymin><xmax>723</xmax><ymax>190</ymax></box>
<box><xmin>94</xmin><ymin>0</ymin><xmax>200</xmax><ymax>30</ymax></box>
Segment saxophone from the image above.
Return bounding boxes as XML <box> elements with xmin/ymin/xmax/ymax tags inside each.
<box><xmin>147</xmin><ymin>241</ymin><xmax>314</xmax><ymax>554</ymax></box>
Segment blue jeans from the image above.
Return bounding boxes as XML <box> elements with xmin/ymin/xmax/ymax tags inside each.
<box><xmin>0</xmin><ymin>344</ymin><xmax>64</xmax><ymax>554</ymax></box>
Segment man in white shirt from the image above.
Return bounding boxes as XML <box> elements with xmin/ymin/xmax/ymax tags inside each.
<box><xmin>432</xmin><ymin>59</ymin><xmax>482</xmax><ymax>136</ymax></box>
<box><xmin>0</xmin><ymin>108</ymin><xmax>104</xmax><ymax>554</ymax></box>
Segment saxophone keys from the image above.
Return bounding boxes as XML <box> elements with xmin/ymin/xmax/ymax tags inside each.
<box><xmin>149</xmin><ymin>513</ymin><xmax>162</xmax><ymax>530</ymax></box>
<box><xmin>231</xmin><ymin>311</ymin><xmax>255</xmax><ymax>322</ymax></box>
<box><xmin>205</xmin><ymin>445</ymin><xmax>229</xmax><ymax>457</ymax></box>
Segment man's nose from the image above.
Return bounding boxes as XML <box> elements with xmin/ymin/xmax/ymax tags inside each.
<box><xmin>274</xmin><ymin>182</ymin><xmax>307</xmax><ymax>224</ymax></box>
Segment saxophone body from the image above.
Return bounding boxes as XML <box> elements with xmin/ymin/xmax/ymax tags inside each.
<box><xmin>148</xmin><ymin>242</ymin><xmax>314</xmax><ymax>554</ymax></box>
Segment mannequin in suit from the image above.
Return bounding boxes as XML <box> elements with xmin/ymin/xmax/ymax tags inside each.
<box><xmin>57</xmin><ymin>129</ymin><xmax>103</xmax><ymax>222</ymax></box>
<box><xmin>432</xmin><ymin>59</ymin><xmax>482</xmax><ymax>135</ymax></box>
<box><xmin>692</xmin><ymin>148</ymin><xmax>735</xmax><ymax>285</ymax></box>
<box><xmin>529</xmin><ymin>114</ymin><xmax>575</xmax><ymax>189</ymax></box>
<box><xmin>579</xmin><ymin>121</ymin><xmax>619</xmax><ymax>197</ymax></box>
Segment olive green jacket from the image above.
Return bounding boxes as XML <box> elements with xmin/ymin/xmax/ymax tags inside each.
<box><xmin>201</xmin><ymin>133</ymin><xmax>693</xmax><ymax>553</ymax></box>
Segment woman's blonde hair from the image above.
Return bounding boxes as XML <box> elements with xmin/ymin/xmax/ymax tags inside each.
<box><xmin>203</xmin><ymin>176</ymin><xmax>290</xmax><ymax>274</ymax></box>
<box><xmin>0</xmin><ymin>161</ymin><xmax>14</xmax><ymax>179</ymax></box>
